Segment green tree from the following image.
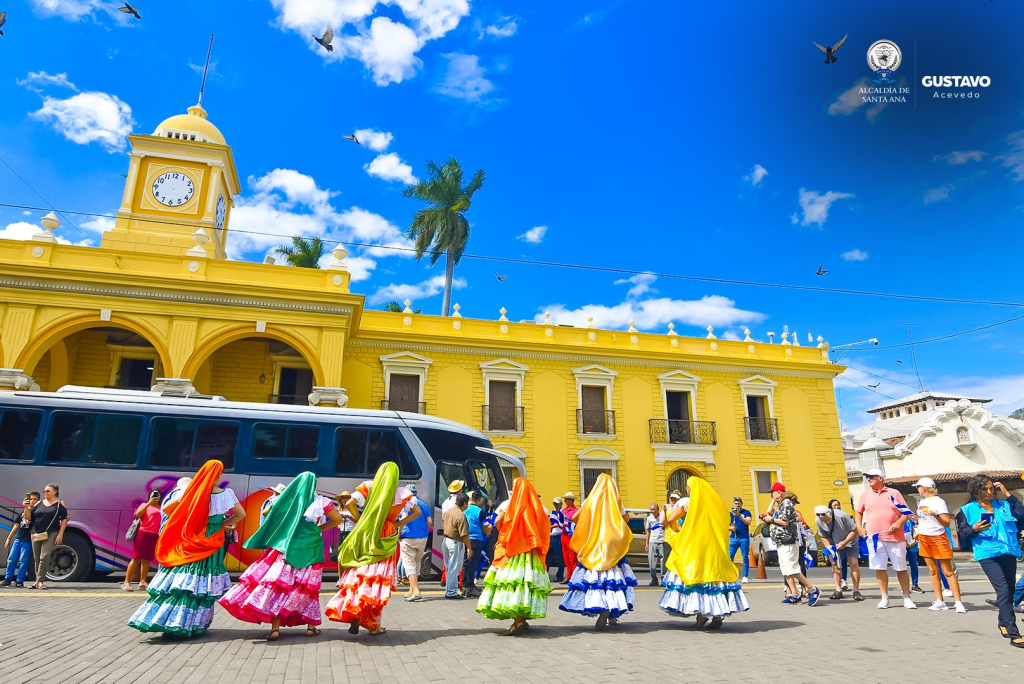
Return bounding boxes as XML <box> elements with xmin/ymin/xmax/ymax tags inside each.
<box><xmin>403</xmin><ymin>157</ymin><xmax>485</xmax><ymax>316</ymax></box>
<box><xmin>382</xmin><ymin>300</ymin><xmax>422</xmax><ymax>314</ymax></box>
<box><xmin>273</xmin><ymin>236</ymin><xmax>327</xmax><ymax>268</ymax></box>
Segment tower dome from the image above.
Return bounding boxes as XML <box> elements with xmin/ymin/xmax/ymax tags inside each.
<box><xmin>152</xmin><ymin>103</ymin><xmax>225</xmax><ymax>145</ymax></box>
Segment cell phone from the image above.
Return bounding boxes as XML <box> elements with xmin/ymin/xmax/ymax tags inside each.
<box><xmin>981</xmin><ymin>513</ymin><xmax>995</xmax><ymax>524</ymax></box>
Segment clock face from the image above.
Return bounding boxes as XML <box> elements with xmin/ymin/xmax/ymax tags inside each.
<box><xmin>151</xmin><ymin>171</ymin><xmax>195</xmax><ymax>207</ymax></box>
<box><xmin>216</xmin><ymin>194</ymin><xmax>227</xmax><ymax>230</ymax></box>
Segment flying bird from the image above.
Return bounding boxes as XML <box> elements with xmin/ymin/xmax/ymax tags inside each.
<box><xmin>494</xmin><ymin>271</ymin><xmax>508</xmax><ymax>281</ymax></box>
<box><xmin>868</xmin><ymin>382</ymin><xmax>880</xmax><ymax>389</ymax></box>
<box><xmin>896</xmin><ymin>360</ymin><xmax>903</xmax><ymax>364</ymax></box>
<box><xmin>342</xmin><ymin>133</ymin><xmax>361</xmax><ymax>145</ymax></box>
<box><xmin>816</xmin><ymin>264</ymin><xmax>828</xmax><ymax>276</ymax></box>
<box><xmin>813</xmin><ymin>33</ymin><xmax>848</xmax><ymax>64</ymax></box>
<box><xmin>0</xmin><ymin>12</ymin><xmax>6</xmax><ymax>37</ymax></box>
<box><xmin>314</xmin><ymin>27</ymin><xmax>334</xmax><ymax>52</ymax></box>
<box><xmin>118</xmin><ymin>3</ymin><xmax>140</xmax><ymax>19</ymax></box>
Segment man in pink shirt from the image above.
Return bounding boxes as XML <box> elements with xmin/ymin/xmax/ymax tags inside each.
<box><xmin>855</xmin><ymin>468</ymin><xmax>915</xmax><ymax>610</ymax></box>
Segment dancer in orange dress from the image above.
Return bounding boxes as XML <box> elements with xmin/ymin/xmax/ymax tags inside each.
<box><xmin>325</xmin><ymin>462</ymin><xmax>419</xmax><ymax>635</ymax></box>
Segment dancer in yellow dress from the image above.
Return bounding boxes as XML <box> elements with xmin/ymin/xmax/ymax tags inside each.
<box><xmin>659</xmin><ymin>477</ymin><xmax>749</xmax><ymax>629</ymax></box>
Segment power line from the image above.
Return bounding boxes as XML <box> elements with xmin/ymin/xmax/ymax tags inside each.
<box><xmin>4</xmin><ymin>201</ymin><xmax>1024</xmax><ymax>311</ymax></box>
<box><xmin>837</xmin><ymin>374</ymin><xmax>899</xmax><ymax>401</ymax></box>
<box><xmin>0</xmin><ymin>160</ymin><xmax>91</xmax><ymax>242</ymax></box>
<box><xmin>840</xmin><ymin>363</ymin><xmax>923</xmax><ymax>392</ymax></box>
<box><xmin>867</xmin><ymin>314</ymin><xmax>1024</xmax><ymax>349</ymax></box>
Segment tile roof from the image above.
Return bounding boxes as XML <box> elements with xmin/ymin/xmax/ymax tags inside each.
<box><xmin>886</xmin><ymin>470</ymin><xmax>1024</xmax><ymax>486</ymax></box>
<box><xmin>882</xmin><ymin>436</ymin><xmax>905</xmax><ymax>447</ymax></box>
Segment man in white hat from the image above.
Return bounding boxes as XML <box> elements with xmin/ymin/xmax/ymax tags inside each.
<box><xmin>260</xmin><ymin>484</ymin><xmax>288</xmax><ymax>527</ymax></box>
<box><xmin>441</xmin><ymin>480</ymin><xmax>466</xmax><ymax>516</ymax></box>
<box><xmin>855</xmin><ymin>468</ymin><xmax>915</xmax><ymax>609</ymax></box>
<box><xmin>815</xmin><ymin>503</ymin><xmax>862</xmax><ymax>601</ymax></box>
<box><xmin>561</xmin><ymin>492</ymin><xmax>579</xmax><ymax>581</ymax></box>
<box><xmin>548</xmin><ymin>497</ymin><xmax>567</xmax><ymax>583</ymax></box>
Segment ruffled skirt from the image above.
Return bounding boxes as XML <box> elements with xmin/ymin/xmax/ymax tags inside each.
<box><xmin>559</xmin><ymin>559</ymin><xmax>637</xmax><ymax>619</ymax></box>
<box><xmin>658</xmin><ymin>571</ymin><xmax>749</xmax><ymax>618</ymax></box>
<box><xmin>127</xmin><ymin>519</ymin><xmax>230</xmax><ymax>637</ymax></box>
<box><xmin>476</xmin><ymin>550</ymin><xmax>551</xmax><ymax>620</ymax></box>
<box><xmin>324</xmin><ymin>550</ymin><xmax>397</xmax><ymax>630</ymax></box>
<box><xmin>218</xmin><ymin>548</ymin><xmax>324</xmax><ymax>627</ymax></box>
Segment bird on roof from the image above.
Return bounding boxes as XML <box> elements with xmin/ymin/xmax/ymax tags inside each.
<box><xmin>342</xmin><ymin>133</ymin><xmax>361</xmax><ymax>145</ymax></box>
<box><xmin>816</xmin><ymin>264</ymin><xmax>828</xmax><ymax>276</ymax></box>
<box><xmin>494</xmin><ymin>271</ymin><xmax>508</xmax><ymax>281</ymax></box>
<box><xmin>118</xmin><ymin>3</ymin><xmax>141</xmax><ymax>19</ymax></box>
<box><xmin>314</xmin><ymin>27</ymin><xmax>334</xmax><ymax>52</ymax></box>
<box><xmin>813</xmin><ymin>33</ymin><xmax>848</xmax><ymax>64</ymax></box>
<box><xmin>868</xmin><ymin>382</ymin><xmax>880</xmax><ymax>389</ymax></box>
<box><xmin>0</xmin><ymin>12</ymin><xmax>7</xmax><ymax>37</ymax></box>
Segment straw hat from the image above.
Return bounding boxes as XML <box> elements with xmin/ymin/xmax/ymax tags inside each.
<box><xmin>270</xmin><ymin>483</ymin><xmax>287</xmax><ymax>495</ymax></box>
<box><xmin>447</xmin><ymin>479</ymin><xmax>465</xmax><ymax>493</ymax></box>
<box><xmin>562</xmin><ymin>491</ymin><xmax>576</xmax><ymax>500</ymax></box>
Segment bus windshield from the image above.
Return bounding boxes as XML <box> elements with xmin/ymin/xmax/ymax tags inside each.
<box><xmin>411</xmin><ymin>427</ymin><xmax>508</xmax><ymax>502</ymax></box>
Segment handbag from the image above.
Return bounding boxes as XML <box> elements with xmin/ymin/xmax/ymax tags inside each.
<box><xmin>30</xmin><ymin>503</ymin><xmax>62</xmax><ymax>543</ymax></box>
<box><xmin>125</xmin><ymin>518</ymin><xmax>141</xmax><ymax>541</ymax></box>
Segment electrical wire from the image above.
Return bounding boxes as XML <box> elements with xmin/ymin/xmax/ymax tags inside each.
<box><xmin>837</xmin><ymin>374</ymin><xmax>899</xmax><ymax>401</ymax></box>
<box><xmin>0</xmin><ymin>161</ymin><xmax>91</xmax><ymax>242</ymax></box>
<box><xmin>865</xmin><ymin>314</ymin><xmax>1024</xmax><ymax>349</ymax></box>
<box><xmin>3</xmin><ymin>200</ymin><xmax>1024</xmax><ymax>310</ymax></box>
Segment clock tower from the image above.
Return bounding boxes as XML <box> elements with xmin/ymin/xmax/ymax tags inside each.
<box><xmin>102</xmin><ymin>102</ymin><xmax>240</xmax><ymax>259</ymax></box>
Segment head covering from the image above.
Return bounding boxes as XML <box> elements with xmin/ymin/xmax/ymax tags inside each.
<box><xmin>553</xmin><ymin>497</ymin><xmax>563</xmax><ymax>505</ymax></box>
<box><xmin>270</xmin><ymin>483</ymin><xmax>287</xmax><ymax>495</ymax></box>
<box><xmin>668</xmin><ymin>490</ymin><xmax>681</xmax><ymax>500</ymax></box>
<box><xmin>912</xmin><ymin>477</ymin><xmax>936</xmax><ymax>488</ymax></box>
<box><xmin>337</xmin><ymin>462</ymin><xmax>400</xmax><ymax>569</ymax></box>
<box><xmin>570</xmin><ymin>474</ymin><xmax>632</xmax><ymax>572</ymax></box>
<box><xmin>864</xmin><ymin>468</ymin><xmax>884</xmax><ymax>479</ymax></box>
<box><xmin>665</xmin><ymin>477</ymin><xmax>738</xmax><ymax>585</ymax></box>
<box><xmin>814</xmin><ymin>505</ymin><xmax>831</xmax><ymax>516</ymax></box>
<box><xmin>770</xmin><ymin>482</ymin><xmax>786</xmax><ymax>492</ymax></box>
<box><xmin>493</xmin><ymin>477</ymin><xmax>550</xmax><ymax>568</ymax></box>
<box><xmin>338</xmin><ymin>491</ymin><xmax>351</xmax><ymax>498</ymax></box>
<box><xmin>244</xmin><ymin>472</ymin><xmax>325</xmax><ymax>569</ymax></box>
<box><xmin>447</xmin><ymin>480</ymin><xmax>465</xmax><ymax>494</ymax></box>
<box><xmin>156</xmin><ymin>460</ymin><xmax>225</xmax><ymax>568</ymax></box>
<box><xmin>409</xmin><ymin>484</ymin><xmax>418</xmax><ymax>494</ymax></box>
<box><xmin>563</xmin><ymin>492</ymin><xmax>575</xmax><ymax>500</ymax></box>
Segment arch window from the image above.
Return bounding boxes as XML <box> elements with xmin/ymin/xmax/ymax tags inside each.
<box><xmin>666</xmin><ymin>467</ymin><xmax>699</xmax><ymax>499</ymax></box>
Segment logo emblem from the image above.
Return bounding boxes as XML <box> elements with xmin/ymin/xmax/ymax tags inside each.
<box><xmin>867</xmin><ymin>40</ymin><xmax>901</xmax><ymax>83</ymax></box>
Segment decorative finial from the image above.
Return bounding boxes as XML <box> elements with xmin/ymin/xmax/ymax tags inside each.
<box><xmin>743</xmin><ymin>328</ymin><xmax>752</xmax><ymax>342</ymax></box>
<box><xmin>186</xmin><ymin>228</ymin><xmax>210</xmax><ymax>256</ymax></box>
<box><xmin>403</xmin><ymin>299</ymin><xmax>413</xmax><ymax>314</ymax></box>
<box><xmin>628</xmin><ymin>320</ymin><xmax>637</xmax><ymax>333</ymax></box>
<box><xmin>781</xmin><ymin>330</ymin><xmax>791</xmax><ymax>345</ymax></box>
<box><xmin>817</xmin><ymin>335</ymin><xmax>825</xmax><ymax>349</ymax></box>
<box><xmin>667</xmin><ymin>322</ymin><xmax>677</xmax><ymax>336</ymax></box>
<box><xmin>499</xmin><ymin>307</ymin><xmax>508</xmax><ymax>321</ymax></box>
<box><xmin>452</xmin><ymin>303</ymin><xmax>462</xmax><ymax>318</ymax></box>
<box><xmin>706</xmin><ymin>325</ymin><xmax>716</xmax><ymax>340</ymax></box>
<box><xmin>328</xmin><ymin>243</ymin><xmax>348</xmax><ymax>270</ymax></box>
<box><xmin>792</xmin><ymin>330</ymin><xmax>801</xmax><ymax>347</ymax></box>
<box><xmin>34</xmin><ymin>211</ymin><xmax>60</xmax><ymax>242</ymax></box>
<box><xmin>544</xmin><ymin>312</ymin><xmax>552</xmax><ymax>324</ymax></box>
<box><xmin>587</xmin><ymin>317</ymin><xmax>595</xmax><ymax>328</ymax></box>
<box><xmin>767</xmin><ymin>332</ymin><xmax>775</xmax><ymax>344</ymax></box>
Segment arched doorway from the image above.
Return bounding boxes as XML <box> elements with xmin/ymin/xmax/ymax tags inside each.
<box><xmin>666</xmin><ymin>467</ymin><xmax>700</xmax><ymax>499</ymax></box>
<box><xmin>193</xmin><ymin>337</ymin><xmax>316</xmax><ymax>404</ymax></box>
<box><xmin>27</xmin><ymin>326</ymin><xmax>167</xmax><ymax>392</ymax></box>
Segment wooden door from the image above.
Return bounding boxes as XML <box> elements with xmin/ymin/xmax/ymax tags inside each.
<box><xmin>488</xmin><ymin>380</ymin><xmax>517</xmax><ymax>430</ymax></box>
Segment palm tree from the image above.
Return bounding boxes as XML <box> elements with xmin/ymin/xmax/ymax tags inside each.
<box><xmin>273</xmin><ymin>236</ymin><xmax>327</xmax><ymax>268</ymax></box>
<box><xmin>403</xmin><ymin>157</ymin><xmax>485</xmax><ymax>316</ymax></box>
<box><xmin>382</xmin><ymin>300</ymin><xmax>421</xmax><ymax>314</ymax></box>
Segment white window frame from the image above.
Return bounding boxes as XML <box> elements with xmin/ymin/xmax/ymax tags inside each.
<box><xmin>108</xmin><ymin>348</ymin><xmax>160</xmax><ymax>389</ymax></box>
<box><xmin>379</xmin><ymin>351</ymin><xmax>433</xmax><ymax>405</ymax></box>
<box><xmin>573</xmin><ymin>364</ymin><xmax>617</xmax><ymax>440</ymax></box>
<box><xmin>578</xmin><ymin>446</ymin><xmax>620</xmax><ymax>498</ymax></box>
<box><xmin>479</xmin><ymin>358</ymin><xmax>528</xmax><ymax>436</ymax></box>
<box><xmin>738</xmin><ymin>374</ymin><xmax>779</xmax><ymax>445</ymax></box>
<box><xmin>749</xmin><ymin>467</ymin><xmax>783</xmax><ymax>519</ymax></box>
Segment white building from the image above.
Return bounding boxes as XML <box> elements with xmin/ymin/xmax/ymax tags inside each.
<box><xmin>843</xmin><ymin>392</ymin><xmax>1024</xmax><ymax>510</ymax></box>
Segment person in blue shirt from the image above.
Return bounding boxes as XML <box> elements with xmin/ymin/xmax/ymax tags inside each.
<box><xmin>398</xmin><ymin>484</ymin><xmax>433</xmax><ymax>602</ymax></box>
<box><xmin>464</xmin><ymin>491</ymin><xmax>489</xmax><ymax>596</ymax></box>
<box><xmin>903</xmin><ymin>517</ymin><xmax>923</xmax><ymax>594</ymax></box>
<box><xmin>727</xmin><ymin>496</ymin><xmax>753</xmax><ymax>583</ymax></box>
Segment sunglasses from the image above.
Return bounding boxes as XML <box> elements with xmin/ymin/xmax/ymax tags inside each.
<box><xmin>816</xmin><ymin>512</ymin><xmax>831</xmax><ymax>517</ymax></box>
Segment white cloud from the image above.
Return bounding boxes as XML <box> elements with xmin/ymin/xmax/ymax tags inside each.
<box><xmin>743</xmin><ymin>164</ymin><xmax>768</xmax><ymax>186</ymax></box>
<box><xmin>354</xmin><ymin>128</ymin><xmax>393</xmax><ymax>151</ymax></box>
<box><xmin>517</xmin><ymin>225</ymin><xmax>547</xmax><ymax>244</ymax></box>
<box><xmin>923</xmin><ymin>185</ymin><xmax>952</xmax><ymax>204</ymax></box>
<box><xmin>435</xmin><ymin>53</ymin><xmax>496</xmax><ymax>103</ymax></box>
<box><xmin>828</xmin><ymin>77</ymin><xmax>889</xmax><ymax>122</ymax></box>
<box><xmin>938</xmin><ymin>374</ymin><xmax>1024</xmax><ymax>416</ymax></box>
<box><xmin>794</xmin><ymin>188</ymin><xmax>854</xmax><ymax>228</ymax></box>
<box><xmin>28</xmin><ymin>0</ymin><xmax>108</xmax><ymax>20</ymax></box>
<box><xmin>483</xmin><ymin>16</ymin><xmax>517</xmax><ymax>38</ymax></box>
<box><xmin>537</xmin><ymin>294</ymin><xmax>765</xmax><ymax>331</ymax></box>
<box><xmin>840</xmin><ymin>248</ymin><xmax>869</xmax><ymax>262</ymax></box>
<box><xmin>16</xmin><ymin>71</ymin><xmax>78</xmax><ymax>91</ymax></box>
<box><xmin>935</xmin><ymin>150</ymin><xmax>985</xmax><ymax>165</ymax></box>
<box><xmin>0</xmin><ymin>220</ymin><xmax>91</xmax><ymax>246</ymax></box>
<box><xmin>344</xmin><ymin>255</ymin><xmax>377</xmax><ymax>281</ymax></box>
<box><xmin>30</xmin><ymin>91</ymin><xmax>134</xmax><ymax>153</ymax></box>
<box><xmin>999</xmin><ymin>131</ymin><xmax>1024</xmax><ymax>182</ymax></box>
<box><xmin>80</xmin><ymin>216</ymin><xmax>115</xmax><ymax>234</ymax></box>
<box><xmin>365</xmin><ymin>152</ymin><xmax>418</xmax><ymax>184</ymax></box>
<box><xmin>614</xmin><ymin>272</ymin><xmax>657</xmax><ymax>298</ymax></box>
<box><xmin>369</xmin><ymin>274</ymin><xmax>466</xmax><ymax>305</ymax></box>
<box><xmin>268</xmin><ymin>0</ymin><xmax>469</xmax><ymax>86</ymax></box>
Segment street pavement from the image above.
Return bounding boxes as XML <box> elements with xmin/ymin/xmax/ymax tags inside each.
<box><xmin>0</xmin><ymin>564</ymin><xmax>1020</xmax><ymax>683</ymax></box>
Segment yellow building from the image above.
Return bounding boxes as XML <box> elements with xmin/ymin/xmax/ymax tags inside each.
<box><xmin>0</xmin><ymin>101</ymin><xmax>847</xmax><ymax>516</ymax></box>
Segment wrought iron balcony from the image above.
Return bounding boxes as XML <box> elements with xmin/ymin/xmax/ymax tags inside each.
<box><xmin>482</xmin><ymin>405</ymin><xmax>524</xmax><ymax>432</ymax></box>
<box><xmin>649</xmin><ymin>419</ymin><xmax>717</xmax><ymax>445</ymax></box>
<box><xmin>745</xmin><ymin>416</ymin><xmax>779</xmax><ymax>441</ymax></box>
<box><xmin>380</xmin><ymin>399</ymin><xmax>427</xmax><ymax>414</ymax></box>
<box><xmin>577</xmin><ymin>409</ymin><xmax>615</xmax><ymax>435</ymax></box>
<box><xmin>269</xmin><ymin>394</ymin><xmax>307</xmax><ymax>405</ymax></box>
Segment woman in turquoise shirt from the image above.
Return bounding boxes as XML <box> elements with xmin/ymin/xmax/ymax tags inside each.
<box><xmin>955</xmin><ymin>475</ymin><xmax>1024</xmax><ymax>648</ymax></box>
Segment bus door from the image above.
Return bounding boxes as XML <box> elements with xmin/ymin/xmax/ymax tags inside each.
<box><xmin>475</xmin><ymin>447</ymin><xmax>525</xmax><ymax>492</ymax></box>
<box><xmin>429</xmin><ymin>460</ymin><xmax>464</xmax><ymax>573</ymax></box>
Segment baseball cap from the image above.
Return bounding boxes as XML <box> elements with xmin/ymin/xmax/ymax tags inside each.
<box><xmin>912</xmin><ymin>477</ymin><xmax>935</xmax><ymax>488</ymax></box>
<box><xmin>769</xmin><ymin>482</ymin><xmax>786</xmax><ymax>493</ymax></box>
<box><xmin>864</xmin><ymin>468</ymin><xmax>885</xmax><ymax>479</ymax></box>
<box><xmin>732</xmin><ymin>496</ymin><xmax>743</xmax><ymax>502</ymax></box>
<box><xmin>553</xmin><ymin>496</ymin><xmax>563</xmax><ymax>505</ymax></box>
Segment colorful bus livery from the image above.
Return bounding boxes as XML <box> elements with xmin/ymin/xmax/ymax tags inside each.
<box><xmin>0</xmin><ymin>386</ymin><xmax>521</xmax><ymax>582</ymax></box>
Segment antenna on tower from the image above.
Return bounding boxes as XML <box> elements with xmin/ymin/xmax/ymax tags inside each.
<box><xmin>895</xmin><ymin>322</ymin><xmax>925</xmax><ymax>391</ymax></box>
<box><xmin>197</xmin><ymin>33</ymin><xmax>214</xmax><ymax>106</ymax></box>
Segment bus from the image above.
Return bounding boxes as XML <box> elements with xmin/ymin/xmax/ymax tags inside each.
<box><xmin>0</xmin><ymin>386</ymin><xmax>524</xmax><ymax>582</ymax></box>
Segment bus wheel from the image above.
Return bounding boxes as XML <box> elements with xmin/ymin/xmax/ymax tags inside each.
<box><xmin>47</xmin><ymin>532</ymin><xmax>94</xmax><ymax>583</ymax></box>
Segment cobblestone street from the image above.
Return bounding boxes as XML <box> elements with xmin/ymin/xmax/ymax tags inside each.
<box><xmin>0</xmin><ymin>565</ymin><xmax>1019</xmax><ymax>683</ymax></box>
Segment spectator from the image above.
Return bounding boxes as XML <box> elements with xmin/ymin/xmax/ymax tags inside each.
<box><xmin>441</xmin><ymin>480</ymin><xmax>465</xmax><ymax>516</ymax></box>
<box><xmin>663</xmin><ymin>491</ymin><xmax>682</xmax><ymax>565</ymax></box>
<box><xmin>912</xmin><ymin>478</ymin><xmax>964</xmax><ymax>612</ymax></box>
<box><xmin>398</xmin><ymin>486</ymin><xmax>432</xmax><ymax>602</ymax></box>
<box><xmin>904</xmin><ymin>517</ymin><xmax>924</xmax><ymax>594</ymax></box>
<box><xmin>854</xmin><ymin>468</ymin><xmax>915</xmax><ymax>610</ymax></box>
<box><xmin>956</xmin><ymin>476</ymin><xmax>1024</xmax><ymax>646</ymax></box>
<box><xmin>561</xmin><ymin>492</ymin><xmax>579</xmax><ymax>582</ymax></box>
<box><xmin>645</xmin><ymin>503</ymin><xmax>666</xmax><ymax>585</ymax></box>
<box><xmin>815</xmin><ymin>504</ymin><xmax>862</xmax><ymax>601</ymax></box>
<box><xmin>441</xmin><ymin>493</ymin><xmax>471</xmax><ymax>599</ymax></box>
<box><xmin>728</xmin><ymin>497</ymin><xmax>752</xmax><ymax>584</ymax></box>
<box><xmin>465</xmin><ymin>491</ymin><xmax>488</xmax><ymax>596</ymax></box>
<box><xmin>259</xmin><ymin>484</ymin><xmax>287</xmax><ymax>527</ymax></box>
<box><xmin>548</xmin><ymin>497</ymin><xmax>566</xmax><ymax>583</ymax></box>
<box><xmin>336</xmin><ymin>491</ymin><xmax>358</xmax><ymax>546</ymax></box>
<box><xmin>828</xmin><ymin>498</ymin><xmax>851</xmax><ymax>590</ymax></box>
<box><xmin>762</xmin><ymin>483</ymin><xmax>819</xmax><ymax>606</ymax></box>
<box><xmin>2</xmin><ymin>491</ymin><xmax>40</xmax><ymax>588</ymax></box>
<box><xmin>27</xmin><ymin>483</ymin><xmax>69</xmax><ymax>591</ymax></box>
<box><xmin>123</xmin><ymin>488</ymin><xmax>162</xmax><ymax>592</ymax></box>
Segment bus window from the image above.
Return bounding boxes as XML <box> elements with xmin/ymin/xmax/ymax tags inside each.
<box><xmin>333</xmin><ymin>427</ymin><xmax>421</xmax><ymax>478</ymax></box>
<box><xmin>149</xmin><ymin>417</ymin><xmax>238</xmax><ymax>470</ymax></box>
<box><xmin>411</xmin><ymin>428</ymin><xmax>491</xmax><ymax>464</ymax></box>
<box><xmin>46</xmin><ymin>411</ymin><xmax>142</xmax><ymax>465</ymax></box>
<box><xmin>0</xmin><ymin>409</ymin><xmax>43</xmax><ymax>461</ymax></box>
<box><xmin>466</xmin><ymin>459</ymin><xmax>501</xmax><ymax>501</ymax></box>
<box><xmin>253</xmin><ymin>423</ymin><xmax>319</xmax><ymax>460</ymax></box>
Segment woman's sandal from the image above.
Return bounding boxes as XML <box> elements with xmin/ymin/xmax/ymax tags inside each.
<box><xmin>369</xmin><ymin>627</ymin><xmax>387</xmax><ymax>636</ymax></box>
<box><xmin>708</xmin><ymin>617</ymin><xmax>725</xmax><ymax>630</ymax></box>
<box><xmin>695</xmin><ymin>615</ymin><xmax>709</xmax><ymax>629</ymax></box>
<box><xmin>506</xmin><ymin>620</ymin><xmax>527</xmax><ymax>636</ymax></box>
<box><xmin>138</xmin><ymin>582</ymin><xmax>148</xmax><ymax>590</ymax></box>
<box><xmin>267</xmin><ymin>630</ymin><xmax>281</xmax><ymax>641</ymax></box>
<box><xmin>122</xmin><ymin>582</ymin><xmax>133</xmax><ymax>592</ymax></box>
<box><xmin>305</xmin><ymin>627</ymin><xmax>321</xmax><ymax>637</ymax></box>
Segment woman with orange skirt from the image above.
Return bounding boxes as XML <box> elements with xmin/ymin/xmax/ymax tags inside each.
<box><xmin>325</xmin><ymin>462</ymin><xmax>419</xmax><ymax>635</ymax></box>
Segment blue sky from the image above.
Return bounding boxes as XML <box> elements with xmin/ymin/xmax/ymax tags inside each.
<box><xmin>1</xmin><ymin>0</ymin><xmax>1023</xmax><ymax>425</ymax></box>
